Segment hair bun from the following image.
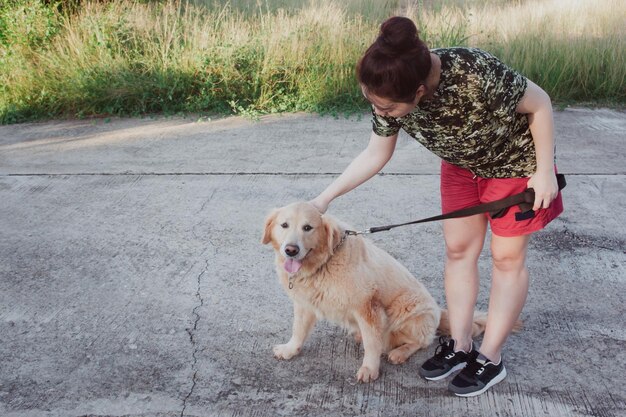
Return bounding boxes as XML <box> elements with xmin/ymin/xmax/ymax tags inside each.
<box><xmin>378</xmin><ymin>16</ymin><xmax>420</xmax><ymax>55</ymax></box>
<box><xmin>357</xmin><ymin>16</ymin><xmax>431</xmax><ymax>102</ymax></box>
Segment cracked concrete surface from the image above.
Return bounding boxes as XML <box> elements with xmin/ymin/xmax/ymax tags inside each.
<box><xmin>181</xmin><ymin>258</ymin><xmax>208</xmax><ymax>417</ymax></box>
<box><xmin>0</xmin><ymin>109</ymin><xmax>625</xmax><ymax>417</ymax></box>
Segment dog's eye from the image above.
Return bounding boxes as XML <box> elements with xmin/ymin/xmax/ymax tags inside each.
<box><xmin>280</xmin><ymin>222</ymin><xmax>289</xmax><ymax>229</ymax></box>
<box><xmin>303</xmin><ymin>225</ymin><xmax>313</xmax><ymax>232</ymax></box>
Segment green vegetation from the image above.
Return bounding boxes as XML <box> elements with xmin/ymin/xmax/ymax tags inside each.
<box><xmin>0</xmin><ymin>0</ymin><xmax>624</xmax><ymax>123</ymax></box>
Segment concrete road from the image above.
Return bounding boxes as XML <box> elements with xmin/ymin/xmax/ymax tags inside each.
<box><xmin>0</xmin><ymin>108</ymin><xmax>624</xmax><ymax>417</ymax></box>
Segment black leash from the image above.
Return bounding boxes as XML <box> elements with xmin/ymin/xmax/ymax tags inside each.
<box><xmin>345</xmin><ymin>174</ymin><xmax>566</xmax><ymax>235</ymax></box>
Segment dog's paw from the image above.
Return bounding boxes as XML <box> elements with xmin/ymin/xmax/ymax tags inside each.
<box><xmin>356</xmin><ymin>365</ymin><xmax>379</xmax><ymax>383</ymax></box>
<box><xmin>273</xmin><ymin>343</ymin><xmax>300</xmax><ymax>360</ymax></box>
<box><xmin>387</xmin><ymin>348</ymin><xmax>410</xmax><ymax>364</ymax></box>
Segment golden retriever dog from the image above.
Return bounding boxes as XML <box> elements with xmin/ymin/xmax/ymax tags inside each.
<box><xmin>262</xmin><ymin>201</ymin><xmax>488</xmax><ymax>383</ymax></box>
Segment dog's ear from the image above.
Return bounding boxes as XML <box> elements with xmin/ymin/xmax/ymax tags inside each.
<box><xmin>261</xmin><ymin>209</ymin><xmax>278</xmax><ymax>245</ymax></box>
<box><xmin>323</xmin><ymin>215</ymin><xmax>343</xmax><ymax>254</ymax></box>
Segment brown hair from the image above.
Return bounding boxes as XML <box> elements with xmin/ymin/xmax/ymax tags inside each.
<box><xmin>357</xmin><ymin>16</ymin><xmax>432</xmax><ymax>103</ymax></box>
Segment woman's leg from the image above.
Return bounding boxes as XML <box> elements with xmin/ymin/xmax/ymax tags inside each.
<box><xmin>443</xmin><ymin>214</ymin><xmax>488</xmax><ymax>352</ymax></box>
<box><xmin>479</xmin><ymin>233</ymin><xmax>531</xmax><ymax>361</ymax></box>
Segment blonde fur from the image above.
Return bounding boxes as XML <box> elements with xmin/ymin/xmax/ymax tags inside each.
<box><xmin>262</xmin><ymin>202</ymin><xmax>492</xmax><ymax>383</ymax></box>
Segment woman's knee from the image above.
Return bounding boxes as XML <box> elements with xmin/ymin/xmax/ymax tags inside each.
<box><xmin>490</xmin><ymin>234</ymin><xmax>530</xmax><ymax>273</ymax></box>
<box><xmin>443</xmin><ymin>217</ymin><xmax>487</xmax><ymax>262</ymax></box>
<box><xmin>491</xmin><ymin>247</ymin><xmax>526</xmax><ymax>273</ymax></box>
<box><xmin>493</xmin><ymin>256</ymin><xmax>524</xmax><ymax>274</ymax></box>
<box><xmin>445</xmin><ymin>238</ymin><xmax>482</xmax><ymax>262</ymax></box>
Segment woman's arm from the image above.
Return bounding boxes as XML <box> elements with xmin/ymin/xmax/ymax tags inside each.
<box><xmin>516</xmin><ymin>80</ymin><xmax>559</xmax><ymax>210</ymax></box>
<box><xmin>310</xmin><ymin>132</ymin><xmax>398</xmax><ymax>213</ymax></box>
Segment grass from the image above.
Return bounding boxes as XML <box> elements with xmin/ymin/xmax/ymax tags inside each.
<box><xmin>0</xmin><ymin>0</ymin><xmax>624</xmax><ymax>123</ymax></box>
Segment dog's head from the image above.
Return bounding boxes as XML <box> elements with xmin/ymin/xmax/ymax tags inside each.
<box><xmin>262</xmin><ymin>202</ymin><xmax>343</xmax><ymax>275</ymax></box>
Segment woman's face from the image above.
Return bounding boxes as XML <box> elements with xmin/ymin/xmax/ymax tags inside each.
<box><xmin>361</xmin><ymin>85</ymin><xmax>423</xmax><ymax>118</ymax></box>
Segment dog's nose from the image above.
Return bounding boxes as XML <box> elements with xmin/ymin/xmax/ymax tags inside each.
<box><xmin>285</xmin><ymin>244</ymin><xmax>300</xmax><ymax>257</ymax></box>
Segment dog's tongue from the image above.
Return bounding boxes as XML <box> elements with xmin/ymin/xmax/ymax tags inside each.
<box><xmin>284</xmin><ymin>258</ymin><xmax>302</xmax><ymax>274</ymax></box>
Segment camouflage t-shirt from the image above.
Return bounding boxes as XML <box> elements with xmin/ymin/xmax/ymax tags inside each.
<box><xmin>371</xmin><ymin>47</ymin><xmax>537</xmax><ymax>178</ymax></box>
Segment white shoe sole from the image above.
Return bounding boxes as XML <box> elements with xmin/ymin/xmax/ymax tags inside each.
<box><xmin>423</xmin><ymin>362</ymin><xmax>467</xmax><ymax>381</ymax></box>
<box><xmin>453</xmin><ymin>366</ymin><xmax>507</xmax><ymax>397</ymax></box>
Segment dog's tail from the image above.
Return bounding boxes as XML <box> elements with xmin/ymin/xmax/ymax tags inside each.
<box><xmin>437</xmin><ymin>309</ymin><xmax>523</xmax><ymax>337</ymax></box>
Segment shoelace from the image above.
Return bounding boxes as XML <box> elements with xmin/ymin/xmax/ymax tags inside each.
<box><xmin>433</xmin><ymin>336</ymin><xmax>454</xmax><ymax>360</ymax></box>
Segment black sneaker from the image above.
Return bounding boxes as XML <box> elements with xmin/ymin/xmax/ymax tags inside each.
<box><xmin>418</xmin><ymin>337</ymin><xmax>476</xmax><ymax>381</ymax></box>
<box><xmin>448</xmin><ymin>351</ymin><xmax>507</xmax><ymax>397</ymax></box>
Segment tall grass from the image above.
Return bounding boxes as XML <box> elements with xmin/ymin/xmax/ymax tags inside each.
<box><xmin>410</xmin><ymin>0</ymin><xmax>626</xmax><ymax>104</ymax></box>
<box><xmin>0</xmin><ymin>0</ymin><xmax>624</xmax><ymax>123</ymax></box>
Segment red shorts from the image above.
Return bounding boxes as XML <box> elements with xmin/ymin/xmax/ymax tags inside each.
<box><xmin>440</xmin><ymin>161</ymin><xmax>564</xmax><ymax>237</ymax></box>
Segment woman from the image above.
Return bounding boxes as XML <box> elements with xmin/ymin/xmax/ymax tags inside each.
<box><xmin>310</xmin><ymin>16</ymin><xmax>563</xmax><ymax>397</ymax></box>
